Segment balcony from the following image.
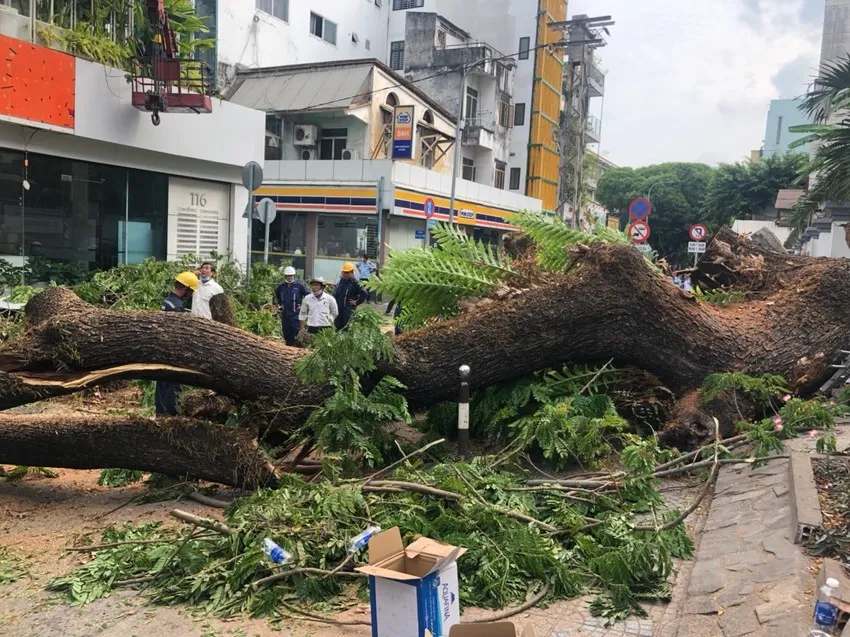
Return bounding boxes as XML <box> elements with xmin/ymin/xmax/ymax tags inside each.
<box><xmin>588</xmin><ymin>62</ymin><xmax>605</xmax><ymax>97</ymax></box>
<box><xmin>587</xmin><ymin>114</ymin><xmax>602</xmax><ymax>144</ymax></box>
<box><xmin>462</xmin><ymin>119</ymin><xmax>496</xmax><ymax>150</ymax></box>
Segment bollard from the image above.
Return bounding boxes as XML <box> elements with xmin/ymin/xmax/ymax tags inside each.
<box><xmin>458</xmin><ymin>365</ymin><xmax>471</xmax><ymax>458</ymax></box>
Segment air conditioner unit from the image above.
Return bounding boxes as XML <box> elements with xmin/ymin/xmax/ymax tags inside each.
<box><xmin>294</xmin><ymin>125</ymin><xmax>318</xmax><ymax>146</ymax></box>
<box><xmin>340</xmin><ymin>149</ymin><xmax>359</xmax><ymax>160</ymax></box>
<box><xmin>300</xmin><ymin>149</ymin><xmax>316</xmax><ymax>161</ymax></box>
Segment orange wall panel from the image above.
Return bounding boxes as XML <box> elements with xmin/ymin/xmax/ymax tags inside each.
<box><xmin>0</xmin><ymin>34</ymin><xmax>75</xmax><ymax>129</ymax></box>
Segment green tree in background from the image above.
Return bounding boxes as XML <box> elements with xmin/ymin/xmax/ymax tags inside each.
<box><xmin>702</xmin><ymin>153</ymin><xmax>808</xmax><ymax>228</ymax></box>
<box><xmin>597</xmin><ymin>163</ymin><xmax>713</xmax><ymax>263</ymax></box>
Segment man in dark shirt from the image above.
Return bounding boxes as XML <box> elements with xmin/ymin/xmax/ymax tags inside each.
<box><xmin>155</xmin><ymin>271</ymin><xmax>198</xmax><ymax>417</ymax></box>
<box><xmin>333</xmin><ymin>262</ymin><xmax>367</xmax><ymax>331</ymax></box>
<box><xmin>275</xmin><ymin>266</ymin><xmax>310</xmax><ymax>346</ymax></box>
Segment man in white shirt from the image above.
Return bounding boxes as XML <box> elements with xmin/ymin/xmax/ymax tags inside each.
<box><xmin>299</xmin><ymin>277</ymin><xmax>339</xmax><ymax>335</ymax></box>
<box><xmin>191</xmin><ymin>262</ymin><xmax>224</xmax><ymax>320</ymax></box>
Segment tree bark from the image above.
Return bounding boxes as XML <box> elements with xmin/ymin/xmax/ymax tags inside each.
<box><xmin>1</xmin><ymin>232</ymin><xmax>848</xmax><ymax>439</ymax></box>
<box><xmin>0</xmin><ymin>413</ymin><xmax>279</xmax><ymax>488</ymax></box>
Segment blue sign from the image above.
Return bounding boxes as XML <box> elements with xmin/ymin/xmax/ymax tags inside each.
<box><xmin>628</xmin><ymin>197</ymin><xmax>652</xmax><ymax>220</ymax></box>
<box><xmin>424</xmin><ymin>198</ymin><xmax>436</xmax><ymax>219</ymax></box>
<box><xmin>428</xmin><ymin>219</ymin><xmax>438</xmax><ymax>228</ymax></box>
<box><xmin>415</xmin><ymin>229</ymin><xmax>426</xmax><ymax>239</ymax></box>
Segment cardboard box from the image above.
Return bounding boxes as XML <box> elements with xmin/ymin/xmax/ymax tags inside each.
<box><xmin>448</xmin><ymin>622</ymin><xmax>537</xmax><ymax>637</ymax></box>
<box><xmin>356</xmin><ymin>527</ymin><xmax>466</xmax><ymax>637</ymax></box>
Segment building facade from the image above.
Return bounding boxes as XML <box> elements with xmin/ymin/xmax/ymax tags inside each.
<box><xmin>227</xmin><ymin>60</ymin><xmax>542</xmax><ymax>281</ymax></box>
<box><xmin>0</xmin><ymin>9</ymin><xmax>264</xmax><ymax>282</ymax></box>
<box><xmin>762</xmin><ymin>99</ymin><xmax>812</xmax><ymax>158</ymax></box>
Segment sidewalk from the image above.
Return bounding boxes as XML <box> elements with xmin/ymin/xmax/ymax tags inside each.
<box><xmin>661</xmin><ymin>458</ymin><xmax>813</xmax><ymax>636</ymax></box>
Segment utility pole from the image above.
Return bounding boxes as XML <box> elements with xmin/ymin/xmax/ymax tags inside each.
<box><xmin>551</xmin><ymin>15</ymin><xmax>614</xmax><ymax>227</ymax></box>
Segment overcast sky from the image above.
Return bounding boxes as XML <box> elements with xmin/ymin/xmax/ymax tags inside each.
<box><xmin>570</xmin><ymin>0</ymin><xmax>825</xmax><ymax>168</ymax></box>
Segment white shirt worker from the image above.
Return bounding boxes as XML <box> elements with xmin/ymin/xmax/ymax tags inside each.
<box><xmin>299</xmin><ymin>292</ymin><xmax>339</xmax><ymax>328</ymax></box>
<box><xmin>191</xmin><ymin>278</ymin><xmax>224</xmax><ymax>320</ymax></box>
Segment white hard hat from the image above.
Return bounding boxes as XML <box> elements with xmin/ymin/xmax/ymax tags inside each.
<box><xmin>284</xmin><ymin>266</ymin><xmax>296</xmax><ymax>276</ymax></box>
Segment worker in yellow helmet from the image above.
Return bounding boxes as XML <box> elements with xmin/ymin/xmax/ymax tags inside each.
<box><xmin>333</xmin><ymin>261</ymin><xmax>367</xmax><ymax>330</ymax></box>
<box><xmin>155</xmin><ymin>271</ymin><xmax>199</xmax><ymax>416</ymax></box>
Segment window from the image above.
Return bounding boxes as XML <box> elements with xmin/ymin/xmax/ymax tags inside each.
<box><xmin>494</xmin><ymin>162</ymin><xmax>506</xmax><ymax>190</ymax></box>
<box><xmin>390</xmin><ymin>41</ymin><xmax>405</xmax><ymax>70</ymax></box>
<box><xmin>386</xmin><ymin>92</ymin><xmax>399</xmax><ymax>107</ymax></box>
<box><xmin>315</xmin><ymin>215</ymin><xmax>378</xmax><ymax>282</ymax></box>
<box><xmin>251</xmin><ymin>203</ymin><xmax>307</xmax><ymax>271</ymax></box>
<box><xmin>256</xmin><ymin>0</ymin><xmax>288</xmax><ymax>21</ymax></box>
<box><xmin>775</xmin><ymin>115</ymin><xmax>784</xmax><ymax>145</ymax></box>
<box><xmin>393</xmin><ymin>0</ymin><xmax>424</xmax><ymax>9</ymax></box>
<box><xmin>514</xmin><ymin>103</ymin><xmax>526</xmax><ymax>126</ymax></box>
<box><xmin>518</xmin><ymin>36</ymin><xmax>530</xmax><ymax>60</ymax></box>
<box><xmin>264</xmin><ymin>114</ymin><xmax>282</xmax><ymax>161</ymax></box>
<box><xmin>310</xmin><ymin>12</ymin><xmax>337</xmax><ymax>45</ymax></box>
<box><xmin>465</xmin><ymin>86</ymin><xmax>479</xmax><ymax>120</ymax></box>
<box><xmin>509</xmin><ymin>167</ymin><xmax>521</xmax><ymax>190</ymax></box>
<box><xmin>365</xmin><ymin>39</ymin><xmax>371</xmax><ymax>50</ymax></box>
<box><xmin>423</xmin><ymin>109</ymin><xmax>434</xmax><ymax>124</ymax></box>
<box><xmin>420</xmin><ymin>139</ymin><xmax>435</xmax><ymax>169</ymax></box>
<box><xmin>498</xmin><ymin>100</ymin><xmax>512</xmax><ymax>128</ymax></box>
<box><xmin>462</xmin><ymin>158</ymin><xmax>476</xmax><ymax>182</ymax></box>
<box><xmin>319</xmin><ymin>128</ymin><xmax>348</xmax><ymax>160</ymax></box>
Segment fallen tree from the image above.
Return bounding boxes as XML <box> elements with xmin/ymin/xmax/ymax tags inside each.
<box><xmin>0</xmin><ymin>413</ymin><xmax>279</xmax><ymax>488</ymax></box>
<box><xmin>1</xmin><ymin>224</ymin><xmax>848</xmax><ymax>472</ymax></box>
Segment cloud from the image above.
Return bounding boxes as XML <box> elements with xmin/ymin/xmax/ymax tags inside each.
<box><xmin>570</xmin><ymin>0</ymin><xmax>822</xmax><ymax>167</ymax></box>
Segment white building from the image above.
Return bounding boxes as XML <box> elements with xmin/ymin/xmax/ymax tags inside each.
<box><xmin>227</xmin><ymin>59</ymin><xmax>542</xmax><ymax>281</ymax></box>
<box><xmin>0</xmin><ymin>7</ymin><xmax>264</xmax><ymax>278</ymax></box>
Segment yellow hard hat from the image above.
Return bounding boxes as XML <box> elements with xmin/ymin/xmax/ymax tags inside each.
<box><xmin>341</xmin><ymin>262</ymin><xmax>356</xmax><ymax>273</ymax></box>
<box><xmin>175</xmin><ymin>271</ymin><xmax>199</xmax><ymax>291</ymax></box>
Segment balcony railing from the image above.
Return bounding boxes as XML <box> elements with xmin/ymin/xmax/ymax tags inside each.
<box><xmin>462</xmin><ymin>119</ymin><xmax>496</xmax><ymax>150</ymax></box>
<box><xmin>587</xmin><ymin>114</ymin><xmax>602</xmax><ymax>143</ymax></box>
<box><xmin>588</xmin><ymin>62</ymin><xmax>605</xmax><ymax>97</ymax></box>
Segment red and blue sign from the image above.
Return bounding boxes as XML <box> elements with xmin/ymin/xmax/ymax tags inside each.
<box><xmin>628</xmin><ymin>197</ymin><xmax>652</xmax><ymax>220</ymax></box>
<box><xmin>424</xmin><ymin>198</ymin><xmax>436</xmax><ymax>219</ymax></box>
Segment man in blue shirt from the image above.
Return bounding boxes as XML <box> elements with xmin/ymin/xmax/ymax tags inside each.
<box><xmin>356</xmin><ymin>253</ymin><xmax>377</xmax><ymax>303</ymax></box>
<box><xmin>334</xmin><ymin>262</ymin><xmax>368</xmax><ymax>330</ymax></box>
<box><xmin>275</xmin><ymin>266</ymin><xmax>310</xmax><ymax>346</ymax></box>
<box><xmin>156</xmin><ymin>271</ymin><xmax>198</xmax><ymax>417</ymax></box>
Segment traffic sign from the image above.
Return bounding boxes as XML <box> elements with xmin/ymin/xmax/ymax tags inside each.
<box><xmin>628</xmin><ymin>221</ymin><xmax>651</xmax><ymax>243</ymax></box>
<box><xmin>424</xmin><ymin>197</ymin><xmax>436</xmax><ymax>219</ymax></box>
<box><xmin>688</xmin><ymin>242</ymin><xmax>707</xmax><ymax>254</ymax></box>
<box><xmin>636</xmin><ymin>244</ymin><xmax>654</xmax><ymax>255</ymax></box>
<box><xmin>689</xmin><ymin>224</ymin><xmax>708</xmax><ymax>242</ymax></box>
<box><xmin>427</xmin><ymin>218</ymin><xmax>438</xmax><ymax>228</ymax></box>
<box><xmin>242</xmin><ymin>161</ymin><xmax>263</xmax><ymax>192</ymax></box>
<box><xmin>628</xmin><ymin>197</ymin><xmax>652</xmax><ymax>220</ymax></box>
<box><xmin>256</xmin><ymin>198</ymin><xmax>277</xmax><ymax>225</ymax></box>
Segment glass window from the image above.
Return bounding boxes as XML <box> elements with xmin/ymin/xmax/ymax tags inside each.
<box><xmin>310</xmin><ymin>12</ymin><xmax>337</xmax><ymax>45</ymax></box>
<box><xmin>256</xmin><ymin>0</ymin><xmax>288</xmax><ymax>21</ymax></box>
<box><xmin>518</xmin><ymin>37</ymin><xmax>530</xmax><ymax>60</ymax></box>
<box><xmin>319</xmin><ymin>128</ymin><xmax>348</xmax><ymax>160</ymax></box>
<box><xmin>265</xmin><ymin>115</ymin><xmax>283</xmax><ymax>161</ymax></box>
<box><xmin>126</xmin><ymin>170</ymin><xmax>167</xmax><ymax>265</ymax></box>
<box><xmin>314</xmin><ymin>215</ymin><xmax>378</xmax><ymax>282</ymax></box>
<box><xmin>514</xmin><ymin>102</ymin><xmax>526</xmax><ymax>126</ymax></box>
<box><xmin>390</xmin><ymin>41</ymin><xmax>405</xmax><ymax>70</ymax></box>
<box><xmin>498</xmin><ymin>100</ymin><xmax>512</xmax><ymax>128</ymax></box>
<box><xmin>462</xmin><ymin>158</ymin><xmax>475</xmax><ymax>182</ymax></box>
<box><xmin>252</xmin><ymin>209</ymin><xmax>307</xmax><ymax>272</ymax></box>
<box><xmin>0</xmin><ymin>150</ymin><xmax>24</xmax><ymax>267</ymax></box>
<box><xmin>393</xmin><ymin>0</ymin><xmax>423</xmax><ymax>9</ymax></box>
<box><xmin>509</xmin><ymin>167</ymin><xmax>521</xmax><ymax>190</ymax></box>
<box><xmin>465</xmin><ymin>86</ymin><xmax>478</xmax><ymax>120</ymax></box>
<box><xmin>494</xmin><ymin>162</ymin><xmax>506</xmax><ymax>190</ymax></box>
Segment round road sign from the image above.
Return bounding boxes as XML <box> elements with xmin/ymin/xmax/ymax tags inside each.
<box><xmin>628</xmin><ymin>197</ymin><xmax>652</xmax><ymax>220</ymax></box>
<box><xmin>256</xmin><ymin>198</ymin><xmax>277</xmax><ymax>225</ymax></box>
<box><xmin>424</xmin><ymin>197</ymin><xmax>436</xmax><ymax>219</ymax></box>
<box><xmin>628</xmin><ymin>221</ymin><xmax>651</xmax><ymax>243</ymax></box>
<box><xmin>689</xmin><ymin>224</ymin><xmax>708</xmax><ymax>241</ymax></box>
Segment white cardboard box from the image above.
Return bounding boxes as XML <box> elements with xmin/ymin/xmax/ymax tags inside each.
<box><xmin>356</xmin><ymin>527</ymin><xmax>466</xmax><ymax>637</ymax></box>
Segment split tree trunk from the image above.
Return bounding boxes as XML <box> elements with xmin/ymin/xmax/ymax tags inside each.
<box><xmin>0</xmin><ymin>413</ymin><xmax>279</xmax><ymax>488</ymax></box>
<box><xmin>2</xmin><ymin>234</ymin><xmax>848</xmax><ymax>414</ymax></box>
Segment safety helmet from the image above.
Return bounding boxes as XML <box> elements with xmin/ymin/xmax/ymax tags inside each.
<box><xmin>175</xmin><ymin>271</ymin><xmax>200</xmax><ymax>292</ymax></box>
<box><xmin>284</xmin><ymin>266</ymin><xmax>296</xmax><ymax>276</ymax></box>
<box><xmin>341</xmin><ymin>262</ymin><xmax>356</xmax><ymax>273</ymax></box>
<box><xmin>310</xmin><ymin>276</ymin><xmax>327</xmax><ymax>286</ymax></box>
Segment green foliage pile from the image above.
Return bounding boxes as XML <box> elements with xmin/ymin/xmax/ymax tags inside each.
<box><xmin>48</xmin><ymin>450</ymin><xmax>692</xmax><ymax>622</ymax></box>
<box><xmin>692</xmin><ymin>286</ymin><xmax>747</xmax><ymax>306</ymax></box>
<box><xmin>0</xmin><ymin>548</ymin><xmax>28</xmax><ymax>586</ymax></box>
<box><xmin>98</xmin><ymin>468</ymin><xmax>144</xmax><ymax>487</ymax></box>
<box><xmin>701</xmin><ymin>372</ymin><xmax>789</xmax><ymax>405</ymax></box>
<box><xmin>808</xmin><ymin>456</ymin><xmax>850</xmax><ymax>561</ymax></box>
<box><xmin>293</xmin><ymin>308</ymin><xmax>410</xmax><ymax>470</ymax></box>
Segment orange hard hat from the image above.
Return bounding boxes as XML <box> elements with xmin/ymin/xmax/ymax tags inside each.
<box><xmin>341</xmin><ymin>262</ymin><xmax>356</xmax><ymax>273</ymax></box>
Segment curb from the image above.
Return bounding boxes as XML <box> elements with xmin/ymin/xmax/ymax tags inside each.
<box><xmin>788</xmin><ymin>450</ymin><xmax>823</xmax><ymax>544</ymax></box>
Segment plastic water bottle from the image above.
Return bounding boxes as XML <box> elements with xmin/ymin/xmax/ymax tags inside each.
<box><xmin>346</xmin><ymin>525</ymin><xmax>381</xmax><ymax>553</ymax></box>
<box><xmin>811</xmin><ymin>577</ymin><xmax>840</xmax><ymax>634</ymax></box>
<box><xmin>261</xmin><ymin>538</ymin><xmax>292</xmax><ymax>565</ymax></box>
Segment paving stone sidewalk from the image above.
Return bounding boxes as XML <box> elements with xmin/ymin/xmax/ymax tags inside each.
<box><xmin>662</xmin><ymin>458</ymin><xmax>814</xmax><ymax>637</ymax></box>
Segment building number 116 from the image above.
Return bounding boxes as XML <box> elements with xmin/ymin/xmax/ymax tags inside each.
<box><xmin>190</xmin><ymin>192</ymin><xmax>207</xmax><ymax>207</ymax></box>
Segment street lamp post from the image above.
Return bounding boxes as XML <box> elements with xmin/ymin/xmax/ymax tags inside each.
<box><xmin>647</xmin><ymin>179</ymin><xmax>676</xmax><ymax>203</ymax></box>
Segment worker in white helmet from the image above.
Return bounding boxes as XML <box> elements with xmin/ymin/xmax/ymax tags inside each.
<box><xmin>274</xmin><ymin>265</ymin><xmax>309</xmax><ymax>346</ymax></box>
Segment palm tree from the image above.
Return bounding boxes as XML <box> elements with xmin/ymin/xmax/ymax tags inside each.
<box><xmin>786</xmin><ymin>57</ymin><xmax>850</xmax><ymax>238</ymax></box>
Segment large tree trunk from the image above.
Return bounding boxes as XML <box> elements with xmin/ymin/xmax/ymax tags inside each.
<box><xmin>0</xmin><ymin>413</ymin><xmax>279</xmax><ymax>488</ymax></box>
<box><xmin>1</xmin><ymin>236</ymin><xmax>848</xmax><ymax>417</ymax></box>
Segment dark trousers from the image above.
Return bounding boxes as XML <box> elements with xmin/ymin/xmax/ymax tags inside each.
<box><xmin>155</xmin><ymin>381</ymin><xmax>181</xmax><ymax>416</ymax></box>
<box><xmin>385</xmin><ymin>299</ymin><xmax>395</xmax><ymax>314</ymax></box>
<box><xmin>360</xmin><ymin>279</ymin><xmax>374</xmax><ymax>303</ymax></box>
<box><xmin>282</xmin><ymin>315</ymin><xmax>300</xmax><ymax>346</ymax></box>
<box><xmin>307</xmin><ymin>325</ymin><xmax>332</xmax><ymax>335</ymax></box>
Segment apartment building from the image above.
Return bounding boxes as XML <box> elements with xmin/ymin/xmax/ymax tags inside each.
<box><xmin>0</xmin><ymin>2</ymin><xmax>264</xmax><ymax>277</ymax></box>
<box><xmin>227</xmin><ymin>59</ymin><xmax>542</xmax><ymax>280</ymax></box>
<box><xmin>761</xmin><ymin>99</ymin><xmax>812</xmax><ymax>158</ymax></box>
